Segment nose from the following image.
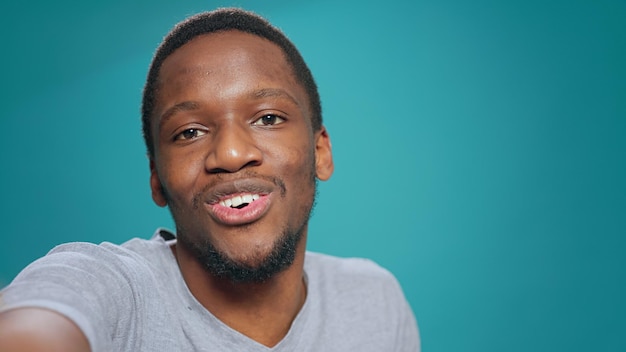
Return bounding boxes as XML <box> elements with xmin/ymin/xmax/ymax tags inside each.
<box><xmin>205</xmin><ymin>122</ymin><xmax>262</xmax><ymax>173</ymax></box>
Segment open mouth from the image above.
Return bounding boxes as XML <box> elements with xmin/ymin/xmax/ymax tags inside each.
<box><xmin>208</xmin><ymin>190</ymin><xmax>271</xmax><ymax>225</ymax></box>
<box><xmin>218</xmin><ymin>193</ymin><xmax>261</xmax><ymax>209</ymax></box>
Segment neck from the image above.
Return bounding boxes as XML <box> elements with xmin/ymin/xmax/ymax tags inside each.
<box><xmin>173</xmin><ymin>237</ymin><xmax>307</xmax><ymax>347</ymax></box>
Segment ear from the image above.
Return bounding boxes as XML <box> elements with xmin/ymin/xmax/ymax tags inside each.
<box><xmin>314</xmin><ymin>126</ymin><xmax>334</xmax><ymax>181</ymax></box>
<box><xmin>149</xmin><ymin>159</ymin><xmax>168</xmax><ymax>207</ymax></box>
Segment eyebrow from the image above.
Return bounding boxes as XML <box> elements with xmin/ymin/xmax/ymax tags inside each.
<box><xmin>249</xmin><ymin>88</ymin><xmax>301</xmax><ymax>107</ymax></box>
<box><xmin>159</xmin><ymin>101</ymin><xmax>200</xmax><ymax>128</ymax></box>
<box><xmin>158</xmin><ymin>88</ymin><xmax>301</xmax><ymax>128</ymax></box>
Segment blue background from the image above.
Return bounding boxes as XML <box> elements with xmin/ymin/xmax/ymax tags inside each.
<box><xmin>1</xmin><ymin>0</ymin><xmax>624</xmax><ymax>351</ymax></box>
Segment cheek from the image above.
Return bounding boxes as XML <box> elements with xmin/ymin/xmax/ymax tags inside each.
<box><xmin>267</xmin><ymin>137</ymin><xmax>314</xmax><ymax>175</ymax></box>
<box><xmin>279</xmin><ymin>145</ymin><xmax>317</xmax><ymax>194</ymax></box>
<box><xmin>158</xmin><ymin>152</ymin><xmax>206</xmax><ymax>202</ymax></box>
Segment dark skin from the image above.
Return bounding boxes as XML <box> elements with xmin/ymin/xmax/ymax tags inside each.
<box><xmin>0</xmin><ymin>30</ymin><xmax>333</xmax><ymax>350</ymax></box>
<box><xmin>151</xmin><ymin>30</ymin><xmax>333</xmax><ymax>346</ymax></box>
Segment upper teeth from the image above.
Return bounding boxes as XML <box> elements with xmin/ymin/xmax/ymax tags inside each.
<box><xmin>219</xmin><ymin>193</ymin><xmax>260</xmax><ymax>208</ymax></box>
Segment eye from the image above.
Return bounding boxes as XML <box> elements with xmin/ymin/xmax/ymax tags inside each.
<box><xmin>252</xmin><ymin>114</ymin><xmax>286</xmax><ymax>126</ymax></box>
<box><xmin>174</xmin><ymin>128</ymin><xmax>207</xmax><ymax>141</ymax></box>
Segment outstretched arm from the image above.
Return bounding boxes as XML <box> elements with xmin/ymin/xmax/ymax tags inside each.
<box><xmin>0</xmin><ymin>307</ymin><xmax>90</xmax><ymax>352</ymax></box>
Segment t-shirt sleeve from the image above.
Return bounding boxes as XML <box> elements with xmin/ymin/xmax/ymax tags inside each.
<box><xmin>387</xmin><ymin>274</ymin><xmax>421</xmax><ymax>352</ymax></box>
<box><xmin>346</xmin><ymin>258</ymin><xmax>421</xmax><ymax>351</ymax></box>
<box><xmin>307</xmin><ymin>253</ymin><xmax>421</xmax><ymax>351</ymax></box>
<box><xmin>0</xmin><ymin>242</ymin><xmax>138</xmax><ymax>352</ymax></box>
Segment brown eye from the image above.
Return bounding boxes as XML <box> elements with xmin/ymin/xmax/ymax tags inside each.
<box><xmin>253</xmin><ymin>114</ymin><xmax>285</xmax><ymax>126</ymax></box>
<box><xmin>175</xmin><ymin>128</ymin><xmax>207</xmax><ymax>141</ymax></box>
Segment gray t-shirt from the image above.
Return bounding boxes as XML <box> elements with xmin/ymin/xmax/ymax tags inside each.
<box><xmin>1</xmin><ymin>230</ymin><xmax>420</xmax><ymax>351</ymax></box>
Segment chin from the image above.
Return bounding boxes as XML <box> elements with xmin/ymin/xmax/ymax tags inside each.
<box><xmin>184</xmin><ymin>224</ymin><xmax>305</xmax><ymax>284</ymax></box>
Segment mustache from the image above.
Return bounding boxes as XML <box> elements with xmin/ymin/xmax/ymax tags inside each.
<box><xmin>192</xmin><ymin>171</ymin><xmax>286</xmax><ymax>209</ymax></box>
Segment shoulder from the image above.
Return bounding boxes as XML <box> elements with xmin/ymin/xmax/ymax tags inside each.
<box><xmin>302</xmin><ymin>252</ymin><xmax>420</xmax><ymax>351</ymax></box>
<box><xmin>304</xmin><ymin>251</ymin><xmax>400</xmax><ymax>290</ymax></box>
<box><xmin>47</xmin><ymin>234</ymin><xmax>166</xmax><ymax>259</ymax></box>
<box><xmin>34</xmin><ymin>233</ymin><xmax>170</xmax><ymax>275</ymax></box>
<box><xmin>1</xmin><ymin>232</ymin><xmax>172</xmax><ymax>316</ymax></box>
<box><xmin>1</xmin><ymin>232</ymin><xmax>175</xmax><ymax>351</ymax></box>
<box><xmin>2</xmin><ymin>235</ymin><xmax>170</xmax><ymax>309</ymax></box>
<box><xmin>303</xmin><ymin>251</ymin><xmax>409</xmax><ymax>313</ymax></box>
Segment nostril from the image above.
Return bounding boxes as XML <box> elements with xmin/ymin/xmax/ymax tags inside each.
<box><xmin>208</xmin><ymin>167</ymin><xmax>231</xmax><ymax>174</ymax></box>
<box><xmin>243</xmin><ymin>159</ymin><xmax>261</xmax><ymax>168</ymax></box>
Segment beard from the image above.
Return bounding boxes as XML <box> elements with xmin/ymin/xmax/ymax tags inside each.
<box><xmin>166</xmin><ymin>164</ymin><xmax>318</xmax><ymax>284</ymax></box>
<box><xmin>186</xmin><ymin>218</ymin><xmax>308</xmax><ymax>283</ymax></box>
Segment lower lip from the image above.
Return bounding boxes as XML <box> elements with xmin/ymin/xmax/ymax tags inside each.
<box><xmin>207</xmin><ymin>194</ymin><xmax>271</xmax><ymax>225</ymax></box>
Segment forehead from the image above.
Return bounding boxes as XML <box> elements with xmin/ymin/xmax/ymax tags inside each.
<box><xmin>168</xmin><ymin>30</ymin><xmax>282</xmax><ymax>65</ymax></box>
<box><xmin>158</xmin><ymin>30</ymin><xmax>296</xmax><ymax>91</ymax></box>
<box><xmin>154</xmin><ymin>30</ymin><xmax>310</xmax><ymax>117</ymax></box>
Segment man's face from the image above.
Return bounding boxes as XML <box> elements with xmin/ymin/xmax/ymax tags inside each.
<box><xmin>149</xmin><ymin>30</ymin><xmax>333</xmax><ymax>282</ymax></box>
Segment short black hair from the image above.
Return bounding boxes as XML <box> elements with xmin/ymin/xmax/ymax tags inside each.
<box><xmin>141</xmin><ymin>8</ymin><xmax>322</xmax><ymax>158</ymax></box>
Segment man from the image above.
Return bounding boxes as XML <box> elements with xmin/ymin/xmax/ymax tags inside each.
<box><xmin>0</xmin><ymin>8</ymin><xmax>419</xmax><ymax>351</ymax></box>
